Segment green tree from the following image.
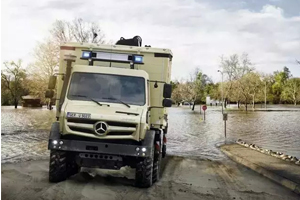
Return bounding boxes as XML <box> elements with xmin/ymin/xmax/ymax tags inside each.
<box><xmin>1</xmin><ymin>60</ymin><xmax>28</xmax><ymax>108</ymax></box>
<box><xmin>272</xmin><ymin>67</ymin><xmax>291</xmax><ymax>103</ymax></box>
<box><xmin>247</xmin><ymin>73</ymin><xmax>263</xmax><ymax>110</ymax></box>
<box><xmin>208</xmin><ymin>83</ymin><xmax>221</xmax><ymax>101</ymax></box>
<box><xmin>281</xmin><ymin>78</ymin><xmax>300</xmax><ymax>105</ymax></box>
<box><xmin>188</xmin><ymin>68</ymin><xmax>211</xmax><ymax>110</ymax></box>
<box><xmin>236</xmin><ymin>73</ymin><xmax>253</xmax><ymax>111</ymax></box>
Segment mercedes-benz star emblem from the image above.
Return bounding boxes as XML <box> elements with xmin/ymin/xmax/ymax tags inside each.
<box><xmin>94</xmin><ymin>121</ymin><xmax>108</xmax><ymax>135</ymax></box>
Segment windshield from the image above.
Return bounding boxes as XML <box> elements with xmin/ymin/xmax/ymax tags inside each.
<box><xmin>67</xmin><ymin>72</ymin><xmax>146</xmax><ymax>106</ymax></box>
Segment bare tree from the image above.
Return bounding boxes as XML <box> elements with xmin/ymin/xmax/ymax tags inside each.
<box><xmin>1</xmin><ymin>60</ymin><xmax>27</xmax><ymax>108</ymax></box>
<box><xmin>27</xmin><ymin>18</ymin><xmax>107</xmax><ymax>103</ymax></box>
<box><xmin>172</xmin><ymin>83</ymin><xmax>185</xmax><ymax>105</ymax></box>
<box><xmin>51</xmin><ymin>18</ymin><xmax>106</xmax><ymax>45</ymax></box>
<box><xmin>29</xmin><ymin>39</ymin><xmax>59</xmax><ymax>79</ymax></box>
<box><xmin>220</xmin><ymin>53</ymin><xmax>254</xmax><ymax>107</ymax></box>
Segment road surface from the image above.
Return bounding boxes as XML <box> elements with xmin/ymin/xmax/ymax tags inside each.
<box><xmin>2</xmin><ymin>156</ymin><xmax>299</xmax><ymax>200</ymax></box>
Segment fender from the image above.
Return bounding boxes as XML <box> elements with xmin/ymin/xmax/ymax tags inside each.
<box><xmin>49</xmin><ymin>122</ymin><xmax>61</xmax><ymax>140</ymax></box>
<box><xmin>141</xmin><ymin>130</ymin><xmax>156</xmax><ymax>157</ymax></box>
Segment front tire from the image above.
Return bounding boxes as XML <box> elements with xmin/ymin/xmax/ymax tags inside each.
<box><xmin>49</xmin><ymin>150</ymin><xmax>80</xmax><ymax>183</ymax></box>
<box><xmin>49</xmin><ymin>150</ymin><xmax>68</xmax><ymax>182</ymax></box>
<box><xmin>135</xmin><ymin>158</ymin><xmax>153</xmax><ymax>188</ymax></box>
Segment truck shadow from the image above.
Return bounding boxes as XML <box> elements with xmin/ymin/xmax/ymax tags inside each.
<box><xmin>70</xmin><ymin>155</ymin><xmax>173</xmax><ymax>187</ymax></box>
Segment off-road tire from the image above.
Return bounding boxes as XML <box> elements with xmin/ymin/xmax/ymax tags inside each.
<box><xmin>135</xmin><ymin>158</ymin><xmax>153</xmax><ymax>188</ymax></box>
<box><xmin>49</xmin><ymin>150</ymin><xmax>70</xmax><ymax>182</ymax></box>
<box><xmin>152</xmin><ymin>152</ymin><xmax>162</xmax><ymax>183</ymax></box>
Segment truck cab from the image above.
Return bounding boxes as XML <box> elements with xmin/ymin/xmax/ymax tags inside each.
<box><xmin>46</xmin><ymin>36</ymin><xmax>173</xmax><ymax>187</ymax></box>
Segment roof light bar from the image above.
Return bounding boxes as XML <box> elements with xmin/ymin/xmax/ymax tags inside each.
<box><xmin>96</xmin><ymin>52</ymin><xmax>128</xmax><ymax>62</ymax></box>
<box><xmin>81</xmin><ymin>50</ymin><xmax>144</xmax><ymax>65</ymax></box>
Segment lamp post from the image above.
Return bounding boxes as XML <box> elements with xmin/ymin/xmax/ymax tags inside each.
<box><xmin>217</xmin><ymin>70</ymin><xmax>224</xmax><ymax>114</ymax></box>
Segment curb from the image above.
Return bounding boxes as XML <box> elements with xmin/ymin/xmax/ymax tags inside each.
<box><xmin>221</xmin><ymin>147</ymin><xmax>300</xmax><ymax>195</ymax></box>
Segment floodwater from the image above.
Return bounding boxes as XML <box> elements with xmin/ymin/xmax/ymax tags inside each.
<box><xmin>1</xmin><ymin>105</ymin><xmax>300</xmax><ymax>163</ymax></box>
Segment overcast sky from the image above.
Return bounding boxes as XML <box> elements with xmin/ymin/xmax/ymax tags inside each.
<box><xmin>1</xmin><ymin>0</ymin><xmax>300</xmax><ymax>81</ymax></box>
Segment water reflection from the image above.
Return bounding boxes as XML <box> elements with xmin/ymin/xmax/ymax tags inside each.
<box><xmin>1</xmin><ymin>105</ymin><xmax>300</xmax><ymax>163</ymax></box>
<box><xmin>168</xmin><ymin>105</ymin><xmax>300</xmax><ymax>159</ymax></box>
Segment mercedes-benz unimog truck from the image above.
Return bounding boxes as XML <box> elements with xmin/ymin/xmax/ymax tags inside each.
<box><xmin>45</xmin><ymin>36</ymin><xmax>173</xmax><ymax>187</ymax></box>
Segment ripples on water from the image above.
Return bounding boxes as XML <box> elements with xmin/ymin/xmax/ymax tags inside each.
<box><xmin>1</xmin><ymin>105</ymin><xmax>300</xmax><ymax>163</ymax></box>
<box><xmin>1</xmin><ymin>106</ymin><xmax>55</xmax><ymax>163</ymax></box>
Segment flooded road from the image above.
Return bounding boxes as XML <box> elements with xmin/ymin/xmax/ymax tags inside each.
<box><xmin>1</xmin><ymin>105</ymin><xmax>300</xmax><ymax>163</ymax></box>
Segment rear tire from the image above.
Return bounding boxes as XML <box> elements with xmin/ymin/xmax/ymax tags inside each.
<box><xmin>153</xmin><ymin>131</ymin><xmax>162</xmax><ymax>183</ymax></box>
<box><xmin>152</xmin><ymin>152</ymin><xmax>161</xmax><ymax>183</ymax></box>
<box><xmin>162</xmin><ymin>144</ymin><xmax>167</xmax><ymax>158</ymax></box>
<box><xmin>135</xmin><ymin>158</ymin><xmax>153</xmax><ymax>188</ymax></box>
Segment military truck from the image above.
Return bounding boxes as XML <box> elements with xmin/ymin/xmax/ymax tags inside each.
<box><xmin>45</xmin><ymin>36</ymin><xmax>173</xmax><ymax>187</ymax></box>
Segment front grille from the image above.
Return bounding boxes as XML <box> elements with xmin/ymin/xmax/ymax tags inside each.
<box><xmin>67</xmin><ymin>118</ymin><xmax>137</xmax><ymax>136</ymax></box>
<box><xmin>68</xmin><ymin>127</ymin><xmax>133</xmax><ymax>136</ymax></box>
<box><xmin>62</xmin><ymin>134</ymin><xmax>141</xmax><ymax>145</ymax></box>
<box><xmin>107</xmin><ymin>132</ymin><xmax>133</xmax><ymax>136</ymax></box>
<box><xmin>67</xmin><ymin>118</ymin><xmax>136</xmax><ymax>127</ymax></box>
<box><xmin>69</xmin><ymin>127</ymin><xmax>94</xmax><ymax>134</ymax></box>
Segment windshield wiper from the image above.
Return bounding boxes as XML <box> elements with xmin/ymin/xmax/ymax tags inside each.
<box><xmin>103</xmin><ymin>97</ymin><xmax>130</xmax><ymax>108</ymax></box>
<box><xmin>70</xmin><ymin>95</ymin><xmax>103</xmax><ymax>106</ymax></box>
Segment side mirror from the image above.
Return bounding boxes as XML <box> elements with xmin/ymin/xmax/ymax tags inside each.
<box><xmin>162</xmin><ymin>99</ymin><xmax>172</xmax><ymax>107</ymax></box>
<box><xmin>45</xmin><ymin>90</ymin><xmax>54</xmax><ymax>98</ymax></box>
<box><xmin>163</xmin><ymin>83</ymin><xmax>172</xmax><ymax>98</ymax></box>
<box><xmin>48</xmin><ymin>76</ymin><xmax>57</xmax><ymax>89</ymax></box>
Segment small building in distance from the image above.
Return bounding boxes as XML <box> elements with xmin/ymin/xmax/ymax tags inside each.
<box><xmin>21</xmin><ymin>95</ymin><xmax>42</xmax><ymax>107</ymax></box>
<box><xmin>206</xmin><ymin>96</ymin><xmax>220</xmax><ymax>106</ymax></box>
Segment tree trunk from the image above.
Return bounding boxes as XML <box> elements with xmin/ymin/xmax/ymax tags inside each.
<box><xmin>245</xmin><ymin>102</ymin><xmax>248</xmax><ymax>112</ymax></box>
<box><xmin>252</xmin><ymin>95</ymin><xmax>255</xmax><ymax>110</ymax></box>
<box><xmin>14</xmin><ymin>99</ymin><xmax>18</xmax><ymax>109</ymax></box>
<box><xmin>192</xmin><ymin>101</ymin><xmax>195</xmax><ymax>111</ymax></box>
<box><xmin>224</xmin><ymin>98</ymin><xmax>227</xmax><ymax>108</ymax></box>
<box><xmin>237</xmin><ymin>101</ymin><xmax>240</xmax><ymax>109</ymax></box>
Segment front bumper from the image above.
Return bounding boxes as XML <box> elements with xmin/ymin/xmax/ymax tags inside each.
<box><xmin>48</xmin><ymin>138</ymin><xmax>152</xmax><ymax>158</ymax></box>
